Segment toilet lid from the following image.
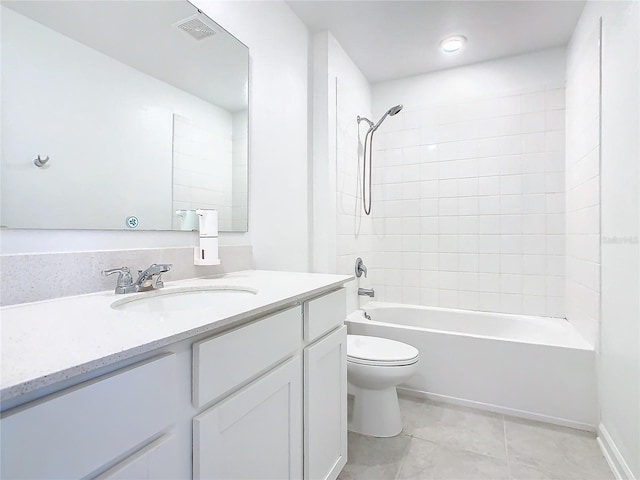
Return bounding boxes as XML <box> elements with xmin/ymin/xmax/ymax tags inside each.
<box><xmin>347</xmin><ymin>335</ymin><xmax>419</xmax><ymax>366</ymax></box>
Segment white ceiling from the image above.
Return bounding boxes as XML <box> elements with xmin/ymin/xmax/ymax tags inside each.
<box><xmin>4</xmin><ymin>1</ymin><xmax>249</xmax><ymax>112</ymax></box>
<box><xmin>287</xmin><ymin>0</ymin><xmax>586</xmax><ymax>83</ymax></box>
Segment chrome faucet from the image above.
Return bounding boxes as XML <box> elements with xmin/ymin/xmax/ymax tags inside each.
<box><xmin>102</xmin><ymin>267</ymin><xmax>136</xmax><ymax>294</ymax></box>
<box><xmin>358</xmin><ymin>288</ymin><xmax>375</xmax><ymax>297</ymax></box>
<box><xmin>102</xmin><ymin>263</ymin><xmax>172</xmax><ymax>294</ymax></box>
<box><xmin>355</xmin><ymin>257</ymin><xmax>368</xmax><ymax>278</ymax></box>
<box><xmin>134</xmin><ymin>264</ymin><xmax>172</xmax><ymax>292</ymax></box>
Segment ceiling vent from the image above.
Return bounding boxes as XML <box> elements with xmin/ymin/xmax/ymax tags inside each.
<box><xmin>174</xmin><ymin>14</ymin><xmax>217</xmax><ymax>41</ymax></box>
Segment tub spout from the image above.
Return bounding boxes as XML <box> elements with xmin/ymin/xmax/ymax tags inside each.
<box><xmin>358</xmin><ymin>288</ymin><xmax>375</xmax><ymax>297</ymax></box>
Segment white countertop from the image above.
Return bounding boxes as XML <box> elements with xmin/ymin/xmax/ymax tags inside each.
<box><xmin>0</xmin><ymin>270</ymin><xmax>351</xmax><ymax>403</ymax></box>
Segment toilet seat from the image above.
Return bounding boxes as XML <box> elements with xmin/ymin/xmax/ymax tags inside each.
<box><xmin>347</xmin><ymin>335</ymin><xmax>419</xmax><ymax>367</ymax></box>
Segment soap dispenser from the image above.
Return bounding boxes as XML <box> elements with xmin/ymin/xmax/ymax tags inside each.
<box><xmin>194</xmin><ymin>209</ymin><xmax>221</xmax><ymax>266</ymax></box>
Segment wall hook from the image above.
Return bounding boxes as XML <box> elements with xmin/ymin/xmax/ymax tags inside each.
<box><xmin>33</xmin><ymin>155</ymin><xmax>49</xmax><ymax>167</ymax></box>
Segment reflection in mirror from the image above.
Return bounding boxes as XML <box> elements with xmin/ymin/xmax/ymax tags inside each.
<box><xmin>0</xmin><ymin>1</ymin><xmax>248</xmax><ymax>232</ymax></box>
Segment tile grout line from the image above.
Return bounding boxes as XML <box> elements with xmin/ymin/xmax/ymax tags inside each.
<box><xmin>393</xmin><ymin>434</ymin><xmax>412</xmax><ymax>480</ymax></box>
<box><xmin>503</xmin><ymin>414</ymin><xmax>513</xmax><ymax>480</ymax></box>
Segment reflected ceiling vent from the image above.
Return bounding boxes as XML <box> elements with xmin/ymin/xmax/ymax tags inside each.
<box><xmin>174</xmin><ymin>14</ymin><xmax>217</xmax><ymax>41</ymax></box>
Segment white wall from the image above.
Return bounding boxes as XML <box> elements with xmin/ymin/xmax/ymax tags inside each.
<box><xmin>312</xmin><ymin>31</ymin><xmax>373</xmax><ymax>313</ymax></box>
<box><xmin>186</xmin><ymin>0</ymin><xmax>310</xmax><ymax>271</ymax></box>
<box><xmin>368</xmin><ymin>49</ymin><xmax>567</xmax><ymax>317</ymax></box>
<box><xmin>578</xmin><ymin>1</ymin><xmax>639</xmax><ymax>478</ymax></box>
<box><xmin>1</xmin><ymin>1</ymin><xmax>310</xmax><ymax>273</ymax></box>
<box><xmin>565</xmin><ymin>2</ymin><xmax>601</xmax><ymax>348</ymax></box>
<box><xmin>312</xmin><ymin>31</ymin><xmax>337</xmax><ymax>275</ymax></box>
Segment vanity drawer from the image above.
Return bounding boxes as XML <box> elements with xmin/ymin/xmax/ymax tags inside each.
<box><xmin>303</xmin><ymin>288</ymin><xmax>347</xmax><ymax>343</ymax></box>
<box><xmin>0</xmin><ymin>353</ymin><xmax>176</xmax><ymax>479</ymax></box>
<box><xmin>193</xmin><ymin>305</ymin><xmax>302</xmax><ymax>408</ymax></box>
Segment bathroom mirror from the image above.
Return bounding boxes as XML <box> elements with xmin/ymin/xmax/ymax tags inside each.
<box><xmin>0</xmin><ymin>1</ymin><xmax>249</xmax><ymax>232</ymax></box>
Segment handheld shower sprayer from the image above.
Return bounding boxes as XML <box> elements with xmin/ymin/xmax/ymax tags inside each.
<box><xmin>357</xmin><ymin>104</ymin><xmax>402</xmax><ymax>134</ymax></box>
<box><xmin>373</xmin><ymin>104</ymin><xmax>403</xmax><ymax>131</ymax></box>
<box><xmin>358</xmin><ymin>104</ymin><xmax>403</xmax><ymax>215</ymax></box>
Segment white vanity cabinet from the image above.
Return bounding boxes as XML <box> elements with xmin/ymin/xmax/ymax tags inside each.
<box><xmin>96</xmin><ymin>433</ymin><xmax>182</xmax><ymax>480</ymax></box>
<box><xmin>192</xmin><ymin>288</ymin><xmax>347</xmax><ymax>480</ymax></box>
<box><xmin>0</xmin><ymin>354</ymin><xmax>178</xmax><ymax>479</ymax></box>
<box><xmin>303</xmin><ymin>290</ymin><xmax>348</xmax><ymax>480</ymax></box>
<box><xmin>192</xmin><ymin>305</ymin><xmax>303</xmax><ymax>480</ymax></box>
<box><xmin>1</xmin><ymin>285</ymin><xmax>348</xmax><ymax>480</ymax></box>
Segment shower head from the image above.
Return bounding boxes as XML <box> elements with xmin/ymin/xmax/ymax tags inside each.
<box><xmin>372</xmin><ymin>104</ymin><xmax>403</xmax><ymax>131</ymax></box>
<box><xmin>388</xmin><ymin>104</ymin><xmax>403</xmax><ymax>116</ymax></box>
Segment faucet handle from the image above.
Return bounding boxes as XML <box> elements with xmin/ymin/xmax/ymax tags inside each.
<box><xmin>102</xmin><ymin>267</ymin><xmax>134</xmax><ymax>294</ymax></box>
<box><xmin>355</xmin><ymin>257</ymin><xmax>368</xmax><ymax>278</ymax></box>
<box><xmin>102</xmin><ymin>266</ymin><xmax>131</xmax><ymax>280</ymax></box>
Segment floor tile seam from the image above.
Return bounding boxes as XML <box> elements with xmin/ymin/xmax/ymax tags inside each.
<box><xmin>508</xmin><ymin>459</ymin><xmax>570</xmax><ymax>479</ymax></box>
<box><xmin>406</xmin><ymin>430</ymin><xmax>508</xmax><ymax>460</ymax></box>
<box><xmin>393</xmin><ymin>435</ymin><xmax>413</xmax><ymax>480</ymax></box>
<box><xmin>509</xmin><ymin>458</ymin><xmax>614</xmax><ymax>480</ymax></box>
<box><xmin>502</xmin><ymin>414</ymin><xmax>513</xmax><ymax>479</ymax></box>
<box><xmin>406</xmin><ymin>433</ymin><xmax>510</xmax><ymax>464</ymax></box>
<box><xmin>508</xmin><ymin>456</ymin><xmax>604</xmax><ymax>476</ymax></box>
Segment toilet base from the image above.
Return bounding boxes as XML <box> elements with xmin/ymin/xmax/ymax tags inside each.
<box><xmin>348</xmin><ymin>382</ymin><xmax>403</xmax><ymax>437</ymax></box>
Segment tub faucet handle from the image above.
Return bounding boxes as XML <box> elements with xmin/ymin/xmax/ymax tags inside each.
<box><xmin>355</xmin><ymin>257</ymin><xmax>368</xmax><ymax>278</ymax></box>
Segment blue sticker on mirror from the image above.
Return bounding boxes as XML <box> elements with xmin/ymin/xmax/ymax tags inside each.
<box><xmin>126</xmin><ymin>216</ymin><xmax>139</xmax><ymax>228</ymax></box>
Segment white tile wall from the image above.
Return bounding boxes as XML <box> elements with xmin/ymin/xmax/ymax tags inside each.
<box><xmin>172</xmin><ymin>114</ymin><xmax>234</xmax><ymax>231</ymax></box>
<box><xmin>336</xmin><ymin>99</ymin><xmax>375</xmax><ymax>312</ymax></box>
<box><xmin>231</xmin><ymin>110</ymin><xmax>249</xmax><ymax>231</ymax></box>
<box><xmin>565</xmin><ymin>20</ymin><xmax>601</xmax><ymax>346</ymax></box>
<box><xmin>363</xmin><ymin>83</ymin><xmax>566</xmax><ymax>317</ymax></box>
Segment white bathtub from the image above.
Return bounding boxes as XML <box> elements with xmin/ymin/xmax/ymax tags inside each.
<box><xmin>346</xmin><ymin>302</ymin><xmax>597</xmax><ymax>431</ymax></box>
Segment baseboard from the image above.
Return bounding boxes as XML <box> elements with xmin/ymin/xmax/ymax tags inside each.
<box><xmin>597</xmin><ymin>423</ymin><xmax>636</xmax><ymax>480</ymax></box>
<box><xmin>397</xmin><ymin>387</ymin><xmax>596</xmax><ymax>432</ymax></box>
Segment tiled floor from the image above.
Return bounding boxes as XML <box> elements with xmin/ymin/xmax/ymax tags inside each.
<box><xmin>339</xmin><ymin>395</ymin><xmax>614</xmax><ymax>480</ymax></box>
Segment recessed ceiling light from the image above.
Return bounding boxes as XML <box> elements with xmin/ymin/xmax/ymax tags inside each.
<box><xmin>440</xmin><ymin>35</ymin><xmax>467</xmax><ymax>54</ymax></box>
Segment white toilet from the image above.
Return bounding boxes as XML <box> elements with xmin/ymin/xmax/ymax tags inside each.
<box><xmin>347</xmin><ymin>334</ymin><xmax>419</xmax><ymax>437</ymax></box>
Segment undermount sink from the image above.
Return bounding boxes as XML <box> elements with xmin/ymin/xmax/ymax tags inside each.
<box><xmin>111</xmin><ymin>286</ymin><xmax>258</xmax><ymax>313</ymax></box>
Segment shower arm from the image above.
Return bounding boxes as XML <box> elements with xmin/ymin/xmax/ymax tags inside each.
<box><xmin>357</xmin><ymin>115</ymin><xmax>374</xmax><ymax>129</ymax></box>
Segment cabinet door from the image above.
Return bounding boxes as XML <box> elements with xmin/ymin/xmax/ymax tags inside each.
<box><xmin>193</xmin><ymin>357</ymin><xmax>303</xmax><ymax>480</ymax></box>
<box><xmin>304</xmin><ymin>326</ymin><xmax>347</xmax><ymax>480</ymax></box>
